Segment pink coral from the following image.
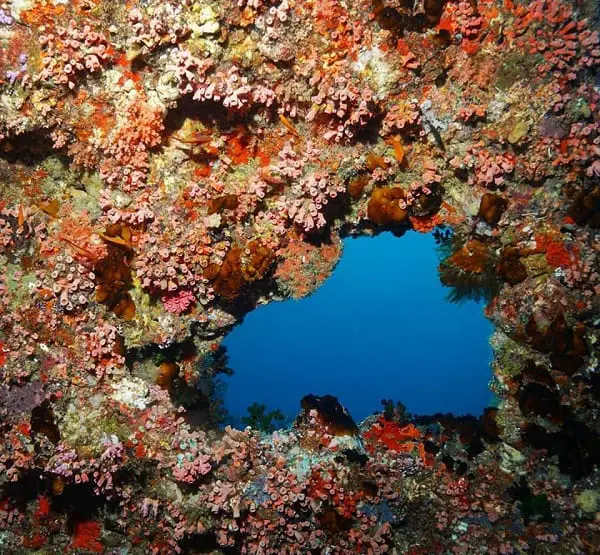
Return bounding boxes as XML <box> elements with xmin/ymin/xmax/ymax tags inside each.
<box><xmin>84</xmin><ymin>320</ymin><xmax>126</xmax><ymax>378</ymax></box>
<box><xmin>165</xmin><ymin>48</ymin><xmax>213</xmax><ymax>96</ymax></box>
<box><xmin>98</xmin><ymin>102</ymin><xmax>164</xmax><ymax>191</ymax></box>
<box><xmin>193</xmin><ymin>66</ymin><xmax>275</xmax><ymax>112</ymax></box>
<box><xmin>162</xmin><ymin>289</ymin><xmax>196</xmax><ymax>314</ymax></box>
<box><xmin>441</xmin><ymin>1</ymin><xmax>483</xmax><ymax>39</ymax></box>
<box><xmin>98</xmin><ymin>188</ymin><xmax>156</xmax><ymax>225</ymax></box>
<box><xmin>381</xmin><ymin>99</ymin><xmax>422</xmax><ymax>137</ymax></box>
<box><xmin>134</xmin><ymin>218</ymin><xmax>218</xmax><ymax>304</ymax></box>
<box><xmin>127</xmin><ymin>5</ymin><xmax>189</xmax><ymax>56</ymax></box>
<box><xmin>284</xmin><ymin>170</ymin><xmax>345</xmax><ymax>233</ymax></box>
<box><xmin>512</xmin><ymin>0</ymin><xmax>600</xmax><ymax>81</ymax></box>
<box><xmin>34</xmin><ymin>252</ymin><xmax>95</xmax><ymax>313</ymax></box>
<box><xmin>421</xmin><ymin>159</ymin><xmax>442</xmax><ymax>186</ymax></box>
<box><xmin>458</xmin><ymin>104</ymin><xmax>486</xmax><ymax>123</ymax></box>
<box><xmin>546</xmin><ymin>120</ymin><xmax>600</xmax><ymax>182</ymax></box>
<box><xmin>172</xmin><ymin>454</ymin><xmax>211</xmax><ymax>483</ymax></box>
<box><xmin>306</xmin><ymin>73</ymin><xmax>376</xmax><ymax>142</ymax></box>
<box><xmin>35</xmin><ymin>19</ymin><xmax>111</xmax><ymax>89</ymax></box>
<box><xmin>451</xmin><ymin>145</ymin><xmax>515</xmax><ymax>188</ymax></box>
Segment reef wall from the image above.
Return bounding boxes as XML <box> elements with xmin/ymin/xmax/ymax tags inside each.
<box><xmin>0</xmin><ymin>0</ymin><xmax>599</xmax><ymax>552</ymax></box>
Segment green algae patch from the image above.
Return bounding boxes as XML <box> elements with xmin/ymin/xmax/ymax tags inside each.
<box><xmin>575</xmin><ymin>489</ymin><xmax>600</xmax><ymax>514</ymax></box>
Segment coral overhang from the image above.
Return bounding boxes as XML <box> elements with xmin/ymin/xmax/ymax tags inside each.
<box><xmin>0</xmin><ymin>0</ymin><xmax>599</xmax><ymax>552</ymax></box>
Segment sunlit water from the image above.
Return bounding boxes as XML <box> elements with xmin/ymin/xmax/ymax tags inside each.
<box><xmin>223</xmin><ymin>231</ymin><xmax>495</xmax><ymax>427</ymax></box>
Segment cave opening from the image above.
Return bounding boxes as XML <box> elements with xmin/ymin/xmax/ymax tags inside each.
<box><xmin>222</xmin><ymin>231</ymin><xmax>496</xmax><ymax>429</ymax></box>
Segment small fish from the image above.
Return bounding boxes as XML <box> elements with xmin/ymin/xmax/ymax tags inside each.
<box><xmin>17</xmin><ymin>204</ymin><xmax>25</xmax><ymax>228</ymax></box>
<box><xmin>391</xmin><ymin>136</ymin><xmax>406</xmax><ymax>165</ymax></box>
<box><xmin>279</xmin><ymin>114</ymin><xmax>299</xmax><ymax>137</ymax></box>
<box><xmin>429</xmin><ymin>125</ymin><xmax>445</xmax><ymax>151</ymax></box>
<box><xmin>59</xmin><ymin>235</ymin><xmax>96</xmax><ymax>259</ymax></box>
<box><xmin>99</xmin><ymin>233</ymin><xmax>133</xmax><ymax>249</ymax></box>
<box><xmin>38</xmin><ymin>199</ymin><xmax>59</xmax><ymax>218</ymax></box>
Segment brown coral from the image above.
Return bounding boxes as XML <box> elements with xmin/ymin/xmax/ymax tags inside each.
<box><xmin>522</xmin><ymin>313</ymin><xmax>588</xmax><ymax>375</ymax></box>
<box><xmin>367</xmin><ymin>187</ymin><xmax>409</xmax><ymax>225</ymax></box>
<box><xmin>205</xmin><ymin>241</ymin><xmax>274</xmax><ymax>298</ymax></box>
<box><xmin>207</xmin><ymin>195</ymin><xmax>240</xmax><ymax>215</ymax></box>
<box><xmin>156</xmin><ymin>362</ymin><xmax>179</xmax><ymax>390</ymax></box>
<box><xmin>299</xmin><ymin>394</ymin><xmax>358</xmax><ymax>437</ymax></box>
<box><xmin>568</xmin><ymin>186</ymin><xmax>600</xmax><ymax>227</ymax></box>
<box><xmin>241</xmin><ymin>240</ymin><xmax>274</xmax><ymax>282</ymax></box>
<box><xmin>204</xmin><ymin>247</ymin><xmax>244</xmax><ymax>299</ymax></box>
<box><xmin>347</xmin><ymin>174</ymin><xmax>370</xmax><ymax>199</ymax></box>
<box><xmin>478</xmin><ymin>193</ymin><xmax>507</xmax><ymax>226</ymax></box>
<box><xmin>496</xmin><ymin>246</ymin><xmax>527</xmax><ymax>285</ymax></box>
<box><xmin>94</xmin><ymin>241</ymin><xmax>135</xmax><ymax>320</ymax></box>
<box><xmin>444</xmin><ymin>240</ymin><xmax>492</xmax><ymax>274</ymax></box>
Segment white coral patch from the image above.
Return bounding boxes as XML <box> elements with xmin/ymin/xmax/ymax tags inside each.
<box><xmin>354</xmin><ymin>47</ymin><xmax>398</xmax><ymax>95</ymax></box>
<box><xmin>111</xmin><ymin>377</ymin><xmax>150</xmax><ymax>409</ymax></box>
<box><xmin>10</xmin><ymin>0</ymin><xmax>35</xmax><ymax>20</ymax></box>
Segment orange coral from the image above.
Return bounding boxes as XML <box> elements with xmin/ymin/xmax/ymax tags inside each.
<box><xmin>20</xmin><ymin>0</ymin><xmax>65</xmax><ymax>26</ymax></box>
<box><xmin>71</xmin><ymin>520</ymin><xmax>103</xmax><ymax>553</ymax></box>
<box><xmin>54</xmin><ymin>213</ymin><xmax>108</xmax><ymax>262</ymax></box>
<box><xmin>535</xmin><ymin>233</ymin><xmax>579</xmax><ymax>269</ymax></box>
<box><xmin>275</xmin><ymin>238</ymin><xmax>341</xmax><ymax>298</ymax></box>
<box><xmin>367</xmin><ymin>187</ymin><xmax>409</xmax><ymax>225</ymax></box>
<box><xmin>445</xmin><ymin>240</ymin><xmax>491</xmax><ymax>274</ymax></box>
<box><xmin>205</xmin><ymin>241</ymin><xmax>274</xmax><ymax>298</ymax></box>
<box><xmin>410</xmin><ymin>212</ymin><xmax>443</xmax><ymax>233</ymax></box>
<box><xmin>364</xmin><ymin>417</ymin><xmax>422</xmax><ymax>454</ymax></box>
<box><xmin>225</xmin><ymin>127</ymin><xmax>254</xmax><ymax>165</ymax></box>
<box><xmin>390</xmin><ymin>136</ymin><xmax>406</xmax><ymax>165</ymax></box>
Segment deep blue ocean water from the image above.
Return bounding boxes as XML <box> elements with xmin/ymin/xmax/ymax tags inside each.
<box><xmin>222</xmin><ymin>231</ymin><xmax>495</xmax><ymax>426</ymax></box>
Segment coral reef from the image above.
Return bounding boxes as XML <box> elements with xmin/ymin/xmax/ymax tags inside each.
<box><xmin>0</xmin><ymin>0</ymin><xmax>599</xmax><ymax>552</ymax></box>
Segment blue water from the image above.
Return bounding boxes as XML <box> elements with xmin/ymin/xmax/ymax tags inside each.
<box><xmin>223</xmin><ymin>231</ymin><xmax>495</xmax><ymax>425</ymax></box>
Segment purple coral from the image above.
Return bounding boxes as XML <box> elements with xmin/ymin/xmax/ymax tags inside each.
<box><xmin>0</xmin><ymin>381</ymin><xmax>45</xmax><ymax>416</ymax></box>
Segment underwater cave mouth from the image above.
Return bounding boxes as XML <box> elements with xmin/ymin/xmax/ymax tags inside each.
<box><xmin>223</xmin><ymin>231</ymin><xmax>495</xmax><ymax>429</ymax></box>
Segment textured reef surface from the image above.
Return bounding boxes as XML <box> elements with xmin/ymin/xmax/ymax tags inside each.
<box><xmin>0</xmin><ymin>0</ymin><xmax>599</xmax><ymax>552</ymax></box>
